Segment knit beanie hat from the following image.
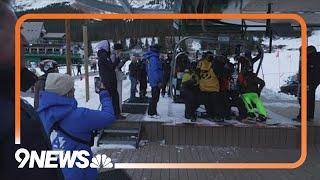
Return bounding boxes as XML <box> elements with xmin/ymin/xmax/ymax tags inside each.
<box><xmin>45</xmin><ymin>73</ymin><xmax>74</xmax><ymax>96</ymax></box>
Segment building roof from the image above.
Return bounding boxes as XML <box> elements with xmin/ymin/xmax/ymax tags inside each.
<box><xmin>22</xmin><ymin>22</ymin><xmax>46</xmax><ymax>42</ymax></box>
<box><xmin>43</xmin><ymin>33</ymin><xmax>66</xmax><ymax>39</ymax></box>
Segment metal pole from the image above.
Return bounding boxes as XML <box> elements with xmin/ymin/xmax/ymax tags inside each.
<box><xmin>65</xmin><ymin>20</ymin><xmax>72</xmax><ymax>75</ymax></box>
<box><xmin>83</xmin><ymin>25</ymin><xmax>90</xmax><ymax>102</ymax></box>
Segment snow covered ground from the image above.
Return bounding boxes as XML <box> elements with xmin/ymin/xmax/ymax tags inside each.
<box><xmin>14</xmin><ymin>0</ymin><xmax>166</xmax><ymax>12</ymax></box>
<box><xmin>14</xmin><ymin>0</ymin><xmax>74</xmax><ymax>11</ymax></box>
<box><xmin>257</xmin><ymin>31</ymin><xmax>320</xmax><ymax>100</ymax></box>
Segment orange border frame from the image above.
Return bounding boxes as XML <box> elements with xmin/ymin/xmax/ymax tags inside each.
<box><xmin>15</xmin><ymin>13</ymin><xmax>307</xmax><ymax>169</ymax></box>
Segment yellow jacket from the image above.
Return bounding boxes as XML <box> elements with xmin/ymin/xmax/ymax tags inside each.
<box><xmin>198</xmin><ymin>60</ymin><xmax>220</xmax><ymax>92</ymax></box>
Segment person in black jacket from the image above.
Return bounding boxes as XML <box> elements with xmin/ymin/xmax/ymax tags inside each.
<box><xmin>76</xmin><ymin>62</ymin><xmax>82</xmax><ymax>76</ymax></box>
<box><xmin>129</xmin><ymin>54</ymin><xmax>140</xmax><ymax>101</ymax></box>
<box><xmin>161</xmin><ymin>52</ymin><xmax>172</xmax><ymax>97</ymax></box>
<box><xmin>0</xmin><ymin>1</ymin><xmax>63</xmax><ymax>179</ymax></box>
<box><xmin>137</xmin><ymin>57</ymin><xmax>148</xmax><ymax>99</ymax></box>
<box><xmin>294</xmin><ymin>46</ymin><xmax>320</xmax><ymax>121</ymax></box>
<box><xmin>97</xmin><ymin>40</ymin><xmax>125</xmax><ymax>119</ymax></box>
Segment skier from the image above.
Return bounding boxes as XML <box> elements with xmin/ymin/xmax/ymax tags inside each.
<box><xmin>0</xmin><ymin>1</ymin><xmax>63</xmax><ymax>179</ymax></box>
<box><xmin>145</xmin><ymin>44</ymin><xmax>163</xmax><ymax>118</ymax></box>
<box><xmin>129</xmin><ymin>54</ymin><xmax>140</xmax><ymax>102</ymax></box>
<box><xmin>76</xmin><ymin>62</ymin><xmax>82</xmax><ymax>76</ymax></box>
<box><xmin>97</xmin><ymin>40</ymin><xmax>125</xmax><ymax>119</ymax></box>
<box><xmin>243</xmin><ymin>45</ymin><xmax>263</xmax><ymax>72</ymax></box>
<box><xmin>181</xmin><ymin>66</ymin><xmax>199</xmax><ymax>121</ymax></box>
<box><xmin>238</xmin><ymin>57</ymin><xmax>267</xmax><ymax>122</ymax></box>
<box><xmin>228</xmin><ymin>62</ymin><xmax>248</xmax><ymax>121</ymax></box>
<box><xmin>34</xmin><ymin>59</ymin><xmax>59</xmax><ymax>110</ymax></box>
<box><xmin>38</xmin><ymin>73</ymin><xmax>115</xmax><ymax>180</ymax></box>
<box><xmin>197</xmin><ymin>52</ymin><xmax>224</xmax><ymax>121</ymax></box>
<box><xmin>91</xmin><ymin>60</ymin><xmax>97</xmax><ymax>73</ymax></box>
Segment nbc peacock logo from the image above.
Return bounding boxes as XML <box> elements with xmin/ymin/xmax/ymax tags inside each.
<box><xmin>90</xmin><ymin>154</ymin><xmax>113</xmax><ymax>169</ymax></box>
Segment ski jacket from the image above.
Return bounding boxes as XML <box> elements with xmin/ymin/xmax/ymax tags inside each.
<box><xmin>145</xmin><ymin>50</ymin><xmax>163</xmax><ymax>87</ymax></box>
<box><xmin>238</xmin><ymin>72</ymin><xmax>265</xmax><ymax>94</ymax></box>
<box><xmin>129</xmin><ymin>61</ymin><xmax>140</xmax><ymax>79</ymax></box>
<box><xmin>198</xmin><ymin>59</ymin><xmax>220</xmax><ymax>92</ymax></box>
<box><xmin>98</xmin><ymin>49</ymin><xmax>117</xmax><ymax>90</ymax></box>
<box><xmin>37</xmin><ymin>90</ymin><xmax>115</xmax><ymax>180</ymax></box>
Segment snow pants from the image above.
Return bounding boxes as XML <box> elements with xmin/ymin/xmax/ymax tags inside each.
<box><xmin>129</xmin><ymin>76</ymin><xmax>138</xmax><ymax>100</ymax></box>
<box><xmin>148</xmin><ymin>86</ymin><xmax>160</xmax><ymax>116</ymax></box>
<box><xmin>200</xmin><ymin>91</ymin><xmax>224</xmax><ymax>118</ymax></box>
<box><xmin>181</xmin><ymin>87</ymin><xmax>199</xmax><ymax>119</ymax></box>
<box><xmin>241</xmin><ymin>92</ymin><xmax>267</xmax><ymax>117</ymax></box>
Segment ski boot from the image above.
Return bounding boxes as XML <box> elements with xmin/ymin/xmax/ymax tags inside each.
<box><xmin>257</xmin><ymin>115</ymin><xmax>267</xmax><ymax>122</ymax></box>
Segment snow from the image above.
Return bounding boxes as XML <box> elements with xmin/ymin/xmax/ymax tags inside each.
<box><xmin>129</xmin><ymin>0</ymin><xmax>167</xmax><ymax>9</ymax></box>
<box><xmin>91</xmin><ymin>144</ymin><xmax>135</xmax><ymax>154</ymax></box>
<box><xmin>258</xmin><ymin>31</ymin><xmax>320</xmax><ymax>100</ymax></box>
<box><xmin>14</xmin><ymin>0</ymin><xmax>74</xmax><ymax>11</ymax></box>
<box><xmin>261</xmin><ymin>88</ymin><xmax>297</xmax><ymax>101</ymax></box>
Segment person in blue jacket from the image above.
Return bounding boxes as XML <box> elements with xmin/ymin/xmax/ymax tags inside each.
<box><xmin>145</xmin><ymin>44</ymin><xmax>163</xmax><ymax>118</ymax></box>
<box><xmin>38</xmin><ymin>73</ymin><xmax>116</xmax><ymax>180</ymax></box>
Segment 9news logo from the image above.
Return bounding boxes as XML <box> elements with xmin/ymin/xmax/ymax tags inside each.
<box><xmin>15</xmin><ymin>148</ymin><xmax>113</xmax><ymax>169</ymax></box>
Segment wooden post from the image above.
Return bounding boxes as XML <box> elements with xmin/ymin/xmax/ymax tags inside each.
<box><xmin>83</xmin><ymin>25</ymin><xmax>90</xmax><ymax>102</ymax></box>
<box><xmin>65</xmin><ymin>20</ymin><xmax>72</xmax><ymax>75</ymax></box>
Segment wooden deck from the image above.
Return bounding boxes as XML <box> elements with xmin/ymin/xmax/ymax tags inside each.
<box><xmin>96</xmin><ymin>143</ymin><xmax>320</xmax><ymax>180</ymax></box>
<box><xmin>116</xmin><ymin>114</ymin><xmax>320</xmax><ymax>148</ymax></box>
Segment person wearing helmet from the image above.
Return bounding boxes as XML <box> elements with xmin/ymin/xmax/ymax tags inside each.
<box><xmin>238</xmin><ymin>56</ymin><xmax>267</xmax><ymax>122</ymax></box>
<box><xmin>34</xmin><ymin>59</ymin><xmax>59</xmax><ymax>109</ymax></box>
<box><xmin>243</xmin><ymin>45</ymin><xmax>263</xmax><ymax>72</ymax></box>
<box><xmin>197</xmin><ymin>52</ymin><xmax>224</xmax><ymax>121</ymax></box>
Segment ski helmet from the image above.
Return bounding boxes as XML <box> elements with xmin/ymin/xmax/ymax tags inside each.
<box><xmin>39</xmin><ymin>59</ymin><xmax>58</xmax><ymax>74</ymax></box>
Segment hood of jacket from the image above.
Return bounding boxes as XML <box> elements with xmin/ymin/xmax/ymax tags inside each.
<box><xmin>37</xmin><ymin>91</ymin><xmax>77</xmax><ymax>135</ymax></box>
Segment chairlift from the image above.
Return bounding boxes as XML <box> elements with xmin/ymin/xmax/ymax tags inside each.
<box><xmin>169</xmin><ymin>35</ymin><xmax>264</xmax><ymax>103</ymax></box>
